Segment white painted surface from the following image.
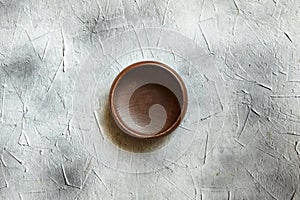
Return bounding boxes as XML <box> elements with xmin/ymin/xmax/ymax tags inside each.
<box><xmin>0</xmin><ymin>0</ymin><xmax>300</xmax><ymax>199</ymax></box>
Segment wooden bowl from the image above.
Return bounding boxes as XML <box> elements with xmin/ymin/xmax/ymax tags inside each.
<box><xmin>109</xmin><ymin>61</ymin><xmax>187</xmax><ymax>139</ymax></box>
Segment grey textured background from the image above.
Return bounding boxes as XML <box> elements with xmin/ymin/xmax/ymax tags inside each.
<box><xmin>1</xmin><ymin>0</ymin><xmax>300</xmax><ymax>199</ymax></box>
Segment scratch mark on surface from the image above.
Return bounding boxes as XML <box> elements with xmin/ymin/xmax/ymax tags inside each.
<box><xmin>156</xmin><ymin>27</ymin><xmax>163</xmax><ymax>47</ymax></box>
<box><xmin>105</xmin><ymin>0</ymin><xmax>110</xmax><ymax>16</ymax></box>
<box><xmin>76</xmin><ymin>122</ymin><xmax>85</xmax><ymax>144</ymax></box>
<box><xmin>211</xmin><ymin>0</ymin><xmax>216</xmax><ymax>12</ymax></box>
<box><xmin>10</xmin><ymin>11</ymin><xmax>20</xmax><ymax>49</ymax></box>
<box><xmin>237</xmin><ymin>105</ymin><xmax>250</xmax><ymax>139</ymax></box>
<box><xmin>179</xmin><ymin>125</ymin><xmax>192</xmax><ymax>131</ymax></box>
<box><xmin>134</xmin><ymin>0</ymin><xmax>142</xmax><ymax>16</ymax></box>
<box><xmin>232</xmin><ymin>15</ymin><xmax>239</xmax><ymax>36</ymax></box>
<box><xmin>234</xmin><ymin>138</ymin><xmax>245</xmax><ymax>148</ymax></box>
<box><xmin>162</xmin><ymin>0</ymin><xmax>171</xmax><ymax>25</ymax></box>
<box><xmin>96</xmin><ymin>34</ymin><xmax>106</xmax><ymax>55</ymax></box>
<box><xmin>256</xmin><ymin>82</ymin><xmax>272</xmax><ymax>91</ymax></box>
<box><xmin>87</xmin><ymin>3</ymin><xmax>102</xmax><ymax>39</ymax></box>
<box><xmin>198</xmin><ymin>23</ymin><xmax>212</xmax><ymax>53</ymax></box>
<box><xmin>1</xmin><ymin>154</ymin><xmax>7</xmax><ymax>167</ymax></box>
<box><xmin>229</xmin><ymin>52</ymin><xmax>255</xmax><ymax>80</ymax></box>
<box><xmin>0</xmin><ymin>165</ymin><xmax>8</xmax><ymax>189</ymax></box>
<box><xmin>170</xmin><ymin>48</ymin><xmax>176</xmax><ymax>61</ymax></box>
<box><xmin>1</xmin><ymin>125</ymin><xmax>17</xmax><ymax>157</ymax></box>
<box><xmin>24</xmin><ymin>30</ymin><xmax>42</xmax><ymax>61</ymax></box>
<box><xmin>280</xmin><ymin>132</ymin><xmax>300</xmax><ymax>137</ymax></box>
<box><xmin>0</xmin><ymin>83</ymin><xmax>5</xmax><ymax>123</ymax></box>
<box><xmin>41</xmin><ymin>37</ymin><xmax>50</xmax><ymax>60</ymax></box>
<box><xmin>232</xmin><ymin>0</ymin><xmax>240</xmax><ymax>14</ymax></box>
<box><xmin>131</xmin><ymin>25</ymin><xmax>144</xmax><ymax>58</ymax></box>
<box><xmin>61</xmin><ymin>29</ymin><xmax>66</xmax><ymax>72</ymax></box>
<box><xmin>164</xmin><ymin>159</ymin><xmax>193</xmax><ymax>169</ymax></box>
<box><xmin>250</xmin><ymin>107</ymin><xmax>261</xmax><ymax>117</ymax></box>
<box><xmin>258</xmin><ymin>148</ymin><xmax>277</xmax><ymax>159</ymax></box>
<box><xmin>20</xmin><ymin>103</ymin><xmax>28</xmax><ymax>146</ymax></box>
<box><xmin>18</xmin><ymin>192</ymin><xmax>23</xmax><ymax>200</ymax></box>
<box><xmin>162</xmin><ymin>175</ymin><xmax>194</xmax><ymax>200</ymax></box>
<box><xmin>61</xmin><ymin>164</ymin><xmax>81</xmax><ymax>189</ymax></box>
<box><xmin>199</xmin><ymin>0</ymin><xmax>205</xmax><ymax>21</ymax></box>
<box><xmin>93</xmin><ymin>111</ymin><xmax>104</xmax><ymax>140</ymax></box>
<box><xmin>142</xmin><ymin>23</ymin><xmax>155</xmax><ymax>57</ymax></box>
<box><xmin>68</xmin><ymin>1</ymin><xmax>86</xmax><ymax>25</ymax></box>
<box><xmin>228</xmin><ymin>190</ymin><xmax>231</xmax><ymax>200</ymax></box>
<box><xmin>244</xmin><ymin>20</ymin><xmax>272</xmax><ymax>53</ymax></box>
<box><xmin>93</xmin><ymin>143</ymin><xmax>99</xmax><ymax>160</ymax></box>
<box><xmin>48</xmin><ymin>176</ymin><xmax>61</xmax><ymax>188</ymax></box>
<box><xmin>257</xmin><ymin>131</ymin><xmax>294</xmax><ymax>165</ymax></box>
<box><xmin>294</xmin><ymin>141</ymin><xmax>299</xmax><ymax>155</ymax></box>
<box><xmin>195</xmin><ymin>114</ymin><xmax>213</xmax><ymax>123</ymax></box>
<box><xmin>4</xmin><ymin>148</ymin><xmax>24</xmax><ymax>165</ymax></box>
<box><xmin>92</xmin><ymin>169</ymin><xmax>108</xmax><ymax>190</ymax></box>
<box><xmin>203</xmin><ymin>132</ymin><xmax>208</xmax><ymax>165</ymax></box>
<box><xmin>18</xmin><ymin>131</ymin><xmax>30</xmax><ymax>147</ymax></box>
<box><xmin>190</xmin><ymin>170</ymin><xmax>198</xmax><ymax>199</ymax></box>
<box><xmin>55</xmin><ymin>89</ymin><xmax>66</xmax><ymax>109</ymax></box>
<box><xmin>106</xmin><ymin>54</ymin><xmax>122</xmax><ymax>72</ymax></box>
<box><xmin>66</xmin><ymin>117</ymin><xmax>72</xmax><ymax>135</ymax></box>
<box><xmin>284</xmin><ymin>32</ymin><xmax>293</xmax><ymax>43</ymax></box>
<box><xmin>161</xmin><ymin>191</ymin><xmax>170</xmax><ymax>200</ymax></box>
<box><xmin>96</xmin><ymin>0</ymin><xmax>104</xmax><ymax>20</ymax></box>
<box><xmin>81</xmin><ymin>158</ymin><xmax>93</xmax><ymax>189</ymax></box>
<box><xmin>270</xmin><ymin>95</ymin><xmax>300</xmax><ymax>99</ymax></box>
<box><xmin>290</xmin><ymin>189</ymin><xmax>296</xmax><ymax>200</ymax></box>
<box><xmin>242</xmin><ymin>164</ymin><xmax>279</xmax><ymax>200</ymax></box>
<box><xmin>235</xmin><ymin>73</ymin><xmax>272</xmax><ymax>91</ymax></box>
<box><xmin>45</xmin><ymin>57</ymin><xmax>63</xmax><ymax>94</ymax></box>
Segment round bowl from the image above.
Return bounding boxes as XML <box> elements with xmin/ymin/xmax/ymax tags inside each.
<box><xmin>109</xmin><ymin>61</ymin><xmax>187</xmax><ymax>139</ymax></box>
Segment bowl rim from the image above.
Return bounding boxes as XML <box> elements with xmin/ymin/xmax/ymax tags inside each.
<box><xmin>109</xmin><ymin>60</ymin><xmax>188</xmax><ymax>139</ymax></box>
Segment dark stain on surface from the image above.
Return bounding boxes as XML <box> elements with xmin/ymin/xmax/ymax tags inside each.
<box><xmin>2</xmin><ymin>58</ymin><xmax>38</xmax><ymax>81</ymax></box>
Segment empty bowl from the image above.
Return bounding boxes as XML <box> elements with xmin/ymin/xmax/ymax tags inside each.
<box><xmin>109</xmin><ymin>61</ymin><xmax>187</xmax><ymax>139</ymax></box>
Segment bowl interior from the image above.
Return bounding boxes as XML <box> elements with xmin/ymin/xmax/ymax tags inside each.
<box><xmin>111</xmin><ymin>62</ymin><xmax>186</xmax><ymax>137</ymax></box>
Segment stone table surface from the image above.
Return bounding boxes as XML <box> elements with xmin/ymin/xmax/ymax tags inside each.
<box><xmin>0</xmin><ymin>0</ymin><xmax>300</xmax><ymax>199</ymax></box>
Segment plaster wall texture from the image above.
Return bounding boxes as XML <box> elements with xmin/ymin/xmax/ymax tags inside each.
<box><xmin>0</xmin><ymin>0</ymin><xmax>300</xmax><ymax>199</ymax></box>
